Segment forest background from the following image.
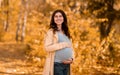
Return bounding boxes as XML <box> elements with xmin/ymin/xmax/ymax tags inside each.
<box><xmin>0</xmin><ymin>0</ymin><xmax>120</xmax><ymax>75</ymax></box>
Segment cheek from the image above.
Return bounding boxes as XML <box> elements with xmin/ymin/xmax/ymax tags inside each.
<box><xmin>54</xmin><ymin>18</ymin><xmax>57</xmax><ymax>21</ymax></box>
<box><xmin>61</xmin><ymin>18</ymin><xmax>64</xmax><ymax>22</ymax></box>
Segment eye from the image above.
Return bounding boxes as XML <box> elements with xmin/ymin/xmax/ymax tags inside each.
<box><xmin>59</xmin><ymin>15</ymin><xmax>63</xmax><ymax>17</ymax></box>
<box><xmin>54</xmin><ymin>15</ymin><xmax>58</xmax><ymax>18</ymax></box>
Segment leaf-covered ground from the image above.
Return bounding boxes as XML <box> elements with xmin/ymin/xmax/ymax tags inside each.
<box><xmin>0</xmin><ymin>43</ymin><xmax>42</xmax><ymax>75</ymax></box>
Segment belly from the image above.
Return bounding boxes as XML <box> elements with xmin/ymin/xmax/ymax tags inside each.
<box><xmin>54</xmin><ymin>48</ymin><xmax>73</xmax><ymax>62</ymax></box>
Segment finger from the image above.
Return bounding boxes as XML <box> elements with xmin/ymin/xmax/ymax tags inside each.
<box><xmin>68</xmin><ymin>58</ymin><xmax>73</xmax><ymax>61</ymax></box>
<box><xmin>63</xmin><ymin>60</ymin><xmax>72</xmax><ymax>64</ymax></box>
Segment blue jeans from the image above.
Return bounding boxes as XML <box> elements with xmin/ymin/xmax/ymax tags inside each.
<box><xmin>54</xmin><ymin>62</ymin><xmax>70</xmax><ymax>75</ymax></box>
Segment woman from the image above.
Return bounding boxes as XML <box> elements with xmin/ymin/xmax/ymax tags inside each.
<box><xmin>43</xmin><ymin>9</ymin><xmax>74</xmax><ymax>75</ymax></box>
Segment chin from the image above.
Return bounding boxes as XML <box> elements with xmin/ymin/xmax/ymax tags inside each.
<box><xmin>56</xmin><ymin>23</ymin><xmax>62</xmax><ymax>25</ymax></box>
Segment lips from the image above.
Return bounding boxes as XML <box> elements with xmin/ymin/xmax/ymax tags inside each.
<box><xmin>56</xmin><ymin>21</ymin><xmax>62</xmax><ymax>22</ymax></box>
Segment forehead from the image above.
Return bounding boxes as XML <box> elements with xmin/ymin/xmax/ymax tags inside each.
<box><xmin>54</xmin><ymin>12</ymin><xmax>62</xmax><ymax>16</ymax></box>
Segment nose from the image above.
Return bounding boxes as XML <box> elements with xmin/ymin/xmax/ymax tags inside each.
<box><xmin>57</xmin><ymin>16</ymin><xmax>60</xmax><ymax>19</ymax></box>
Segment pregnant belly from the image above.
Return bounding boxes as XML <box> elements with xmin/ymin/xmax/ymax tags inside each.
<box><xmin>55</xmin><ymin>48</ymin><xmax>73</xmax><ymax>62</ymax></box>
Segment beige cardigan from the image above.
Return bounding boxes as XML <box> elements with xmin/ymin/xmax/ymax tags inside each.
<box><xmin>43</xmin><ymin>29</ymin><xmax>74</xmax><ymax>75</ymax></box>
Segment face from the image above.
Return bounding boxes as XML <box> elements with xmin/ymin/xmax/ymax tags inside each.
<box><xmin>54</xmin><ymin>12</ymin><xmax>64</xmax><ymax>25</ymax></box>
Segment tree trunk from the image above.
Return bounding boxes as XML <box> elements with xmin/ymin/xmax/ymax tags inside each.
<box><xmin>3</xmin><ymin>0</ymin><xmax>9</xmax><ymax>31</ymax></box>
<box><xmin>0</xmin><ymin>0</ymin><xmax>3</xmax><ymax>7</ymax></box>
<box><xmin>21</xmin><ymin>0</ymin><xmax>28</xmax><ymax>42</ymax></box>
<box><xmin>16</xmin><ymin>0</ymin><xmax>28</xmax><ymax>42</ymax></box>
<box><xmin>16</xmin><ymin>11</ymin><xmax>22</xmax><ymax>41</ymax></box>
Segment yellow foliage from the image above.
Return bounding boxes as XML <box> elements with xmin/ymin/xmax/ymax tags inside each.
<box><xmin>0</xmin><ymin>0</ymin><xmax>120</xmax><ymax>75</ymax></box>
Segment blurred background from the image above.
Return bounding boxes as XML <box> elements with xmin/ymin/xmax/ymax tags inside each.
<box><xmin>0</xmin><ymin>0</ymin><xmax>120</xmax><ymax>75</ymax></box>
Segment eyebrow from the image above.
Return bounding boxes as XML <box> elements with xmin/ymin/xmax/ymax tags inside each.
<box><xmin>55</xmin><ymin>14</ymin><xmax>62</xmax><ymax>16</ymax></box>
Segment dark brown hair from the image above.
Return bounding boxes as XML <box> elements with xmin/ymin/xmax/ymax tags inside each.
<box><xmin>49</xmin><ymin>9</ymin><xmax>71</xmax><ymax>38</ymax></box>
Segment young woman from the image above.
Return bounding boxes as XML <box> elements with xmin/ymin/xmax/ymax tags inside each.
<box><xmin>43</xmin><ymin>9</ymin><xmax>74</xmax><ymax>75</ymax></box>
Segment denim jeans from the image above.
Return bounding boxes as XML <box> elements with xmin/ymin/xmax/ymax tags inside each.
<box><xmin>54</xmin><ymin>62</ymin><xmax>70</xmax><ymax>75</ymax></box>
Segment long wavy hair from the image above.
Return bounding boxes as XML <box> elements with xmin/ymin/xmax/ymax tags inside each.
<box><xmin>49</xmin><ymin>9</ymin><xmax>71</xmax><ymax>38</ymax></box>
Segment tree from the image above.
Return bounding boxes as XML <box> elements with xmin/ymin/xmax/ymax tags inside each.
<box><xmin>0</xmin><ymin>0</ymin><xmax>3</xmax><ymax>7</ymax></box>
<box><xmin>2</xmin><ymin>0</ymin><xmax>9</xmax><ymax>31</ymax></box>
<box><xmin>86</xmin><ymin>0</ymin><xmax>120</xmax><ymax>40</ymax></box>
<box><xmin>16</xmin><ymin>0</ymin><xmax>28</xmax><ymax>42</ymax></box>
<box><xmin>84</xmin><ymin>0</ymin><xmax>120</xmax><ymax>74</ymax></box>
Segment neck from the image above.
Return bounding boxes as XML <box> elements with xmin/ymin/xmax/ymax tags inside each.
<box><xmin>57</xmin><ymin>24</ymin><xmax>62</xmax><ymax>31</ymax></box>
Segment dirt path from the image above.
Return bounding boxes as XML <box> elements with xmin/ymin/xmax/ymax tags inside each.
<box><xmin>0</xmin><ymin>43</ymin><xmax>42</xmax><ymax>75</ymax></box>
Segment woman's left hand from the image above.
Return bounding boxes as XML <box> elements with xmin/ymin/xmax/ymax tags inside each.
<box><xmin>62</xmin><ymin>58</ymin><xmax>73</xmax><ymax>64</ymax></box>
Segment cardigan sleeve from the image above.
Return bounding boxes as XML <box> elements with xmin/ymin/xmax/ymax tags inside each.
<box><xmin>44</xmin><ymin>29</ymin><xmax>70</xmax><ymax>52</ymax></box>
<box><xmin>71</xmin><ymin>40</ymin><xmax>75</xmax><ymax>60</ymax></box>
